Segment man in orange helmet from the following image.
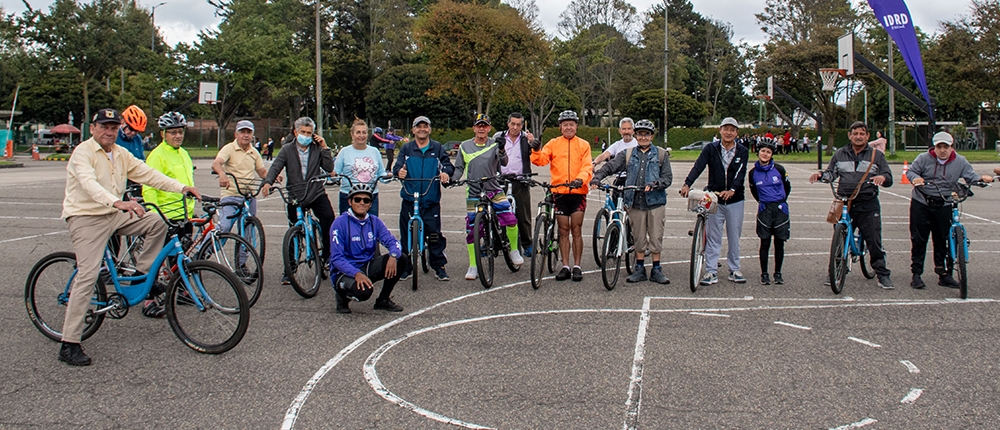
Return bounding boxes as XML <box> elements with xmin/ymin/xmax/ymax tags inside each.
<box><xmin>117</xmin><ymin>105</ymin><xmax>148</xmax><ymax>161</ymax></box>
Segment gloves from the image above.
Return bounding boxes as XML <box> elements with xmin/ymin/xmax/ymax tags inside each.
<box><xmin>569</xmin><ymin>179</ymin><xmax>584</xmax><ymax>189</ymax></box>
<box><xmin>496</xmin><ymin>137</ymin><xmax>506</xmax><ymax>155</ymax></box>
<box><xmin>529</xmin><ymin>139</ymin><xmax>541</xmax><ymax>151</ymax></box>
<box><xmin>589</xmin><ymin>179</ymin><xmax>602</xmax><ymax>188</ymax></box>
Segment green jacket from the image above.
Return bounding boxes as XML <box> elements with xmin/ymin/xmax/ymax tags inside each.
<box><xmin>143</xmin><ymin>142</ymin><xmax>194</xmax><ymax>219</ymax></box>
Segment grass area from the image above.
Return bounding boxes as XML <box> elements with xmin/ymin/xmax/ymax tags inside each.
<box><xmin>592</xmin><ymin>148</ymin><xmax>1000</xmax><ymax>164</ymax></box>
<box><xmin>0</xmin><ymin>160</ymin><xmax>17</xmax><ymax>166</ymax></box>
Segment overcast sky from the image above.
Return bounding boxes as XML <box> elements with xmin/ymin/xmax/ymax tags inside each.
<box><xmin>5</xmin><ymin>0</ymin><xmax>978</xmax><ymax>49</ymax></box>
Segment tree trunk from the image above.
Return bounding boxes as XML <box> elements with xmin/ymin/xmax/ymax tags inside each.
<box><xmin>82</xmin><ymin>78</ymin><xmax>90</xmax><ymax>139</ymax></box>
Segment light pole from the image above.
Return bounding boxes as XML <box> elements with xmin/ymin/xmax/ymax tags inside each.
<box><xmin>315</xmin><ymin>1</ymin><xmax>323</xmax><ymax>136</ymax></box>
<box><xmin>150</xmin><ymin>2</ymin><xmax>166</xmax><ymax>114</ymax></box>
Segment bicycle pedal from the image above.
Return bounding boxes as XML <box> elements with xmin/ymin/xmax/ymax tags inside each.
<box><xmin>687</xmin><ymin>230</ymin><xmax>694</xmax><ymax>236</ymax></box>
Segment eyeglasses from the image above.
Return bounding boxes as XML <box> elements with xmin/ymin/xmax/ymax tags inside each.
<box><xmin>351</xmin><ymin>197</ymin><xmax>372</xmax><ymax>204</ymax></box>
<box><xmin>635</xmin><ymin>132</ymin><xmax>653</xmax><ymax>138</ymax></box>
<box><xmin>165</xmin><ymin>129</ymin><xmax>185</xmax><ymax>136</ymax></box>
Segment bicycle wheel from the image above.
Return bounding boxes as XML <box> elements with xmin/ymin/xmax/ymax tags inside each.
<box><xmin>689</xmin><ymin>216</ymin><xmax>707</xmax><ymax>293</ymax></box>
<box><xmin>25</xmin><ymin>252</ymin><xmax>107</xmax><ymax>342</ymax></box>
<box><xmin>624</xmin><ymin>218</ymin><xmax>634</xmax><ymax>275</ymax></box>
<box><xmin>954</xmin><ymin>228</ymin><xmax>969</xmax><ymax>299</ymax></box>
<box><xmin>592</xmin><ymin>207</ymin><xmax>610</xmax><ymax>267</ymax></box>
<box><xmin>165</xmin><ymin>260</ymin><xmax>249</xmax><ymax>354</ymax></box>
<box><xmin>829</xmin><ymin>223</ymin><xmax>849</xmax><ymax>294</ymax></box>
<box><xmin>547</xmin><ymin>224</ymin><xmax>558</xmax><ymax>274</ymax></box>
<box><xmin>244</xmin><ymin>216</ymin><xmax>266</xmax><ymax>263</ymax></box>
<box><xmin>473</xmin><ymin>212</ymin><xmax>494</xmax><ymax>289</ymax></box>
<box><xmin>282</xmin><ymin>226</ymin><xmax>321</xmax><ymax>298</ymax></box>
<box><xmin>409</xmin><ymin>222</ymin><xmax>420</xmax><ymax>291</ymax></box>
<box><xmin>530</xmin><ymin>213</ymin><xmax>548</xmax><ymax>290</ymax></box>
<box><xmin>196</xmin><ymin>232</ymin><xmax>263</xmax><ymax>307</ymax></box>
<box><xmin>501</xmin><ymin>223</ymin><xmax>521</xmax><ymax>273</ymax></box>
<box><xmin>601</xmin><ymin>223</ymin><xmax>622</xmax><ymax>291</ymax></box>
<box><xmin>856</xmin><ymin>231</ymin><xmax>875</xmax><ymax>280</ymax></box>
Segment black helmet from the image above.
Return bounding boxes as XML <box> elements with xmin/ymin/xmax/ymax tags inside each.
<box><xmin>557</xmin><ymin>110</ymin><xmax>579</xmax><ymax>123</ymax></box>
<box><xmin>758</xmin><ymin>137</ymin><xmax>777</xmax><ymax>152</ymax></box>
<box><xmin>157</xmin><ymin>112</ymin><xmax>186</xmax><ymax>130</ymax></box>
<box><xmin>634</xmin><ymin>119</ymin><xmax>655</xmax><ymax>133</ymax></box>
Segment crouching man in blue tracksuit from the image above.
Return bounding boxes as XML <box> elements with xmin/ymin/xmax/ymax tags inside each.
<box><xmin>329</xmin><ymin>183</ymin><xmax>409</xmax><ymax>314</ymax></box>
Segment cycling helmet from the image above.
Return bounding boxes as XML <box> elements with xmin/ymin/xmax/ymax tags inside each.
<box><xmin>634</xmin><ymin>119</ymin><xmax>655</xmax><ymax>133</ymax></box>
<box><xmin>557</xmin><ymin>110</ymin><xmax>579</xmax><ymax>123</ymax></box>
<box><xmin>157</xmin><ymin>112</ymin><xmax>186</xmax><ymax>130</ymax></box>
<box><xmin>757</xmin><ymin>137</ymin><xmax>777</xmax><ymax>152</ymax></box>
<box><xmin>374</xmin><ymin>127</ymin><xmax>383</xmax><ymax>134</ymax></box>
<box><xmin>347</xmin><ymin>182</ymin><xmax>376</xmax><ymax>199</ymax></box>
<box><xmin>122</xmin><ymin>105</ymin><xmax>147</xmax><ymax>132</ymax></box>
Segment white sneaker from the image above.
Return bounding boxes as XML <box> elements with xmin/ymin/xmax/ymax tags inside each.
<box><xmin>509</xmin><ymin>250</ymin><xmax>524</xmax><ymax>266</ymax></box>
<box><xmin>465</xmin><ymin>266</ymin><xmax>478</xmax><ymax>280</ymax></box>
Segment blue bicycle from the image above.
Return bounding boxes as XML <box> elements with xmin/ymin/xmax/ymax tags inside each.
<box><xmin>916</xmin><ymin>179</ymin><xmax>989</xmax><ymax>299</ymax></box>
<box><xmin>824</xmin><ymin>179</ymin><xmax>876</xmax><ymax>294</ymax></box>
<box><xmin>273</xmin><ymin>175</ymin><xmax>330</xmax><ymax>298</ymax></box>
<box><xmin>219</xmin><ymin>172</ymin><xmax>267</xmax><ymax>262</ymax></box>
<box><xmin>25</xmin><ymin>198</ymin><xmax>250</xmax><ymax>354</ymax></box>
<box><xmin>399</xmin><ymin>176</ymin><xmax>440</xmax><ymax>291</ymax></box>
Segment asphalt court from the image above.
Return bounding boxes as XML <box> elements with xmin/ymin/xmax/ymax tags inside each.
<box><xmin>3</xmin><ymin>156</ymin><xmax>1000</xmax><ymax>429</ymax></box>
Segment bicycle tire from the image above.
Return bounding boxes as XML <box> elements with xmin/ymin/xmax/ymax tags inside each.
<box><xmin>473</xmin><ymin>212</ymin><xmax>494</xmax><ymax>289</ymax></box>
<box><xmin>829</xmin><ymin>223</ymin><xmax>849</xmax><ymax>294</ymax></box>
<box><xmin>856</xmin><ymin>231</ymin><xmax>875</xmax><ymax>280</ymax></box>
<box><xmin>624</xmin><ymin>218</ymin><xmax>634</xmax><ymax>275</ymax></box>
<box><xmin>283</xmin><ymin>226</ymin><xmax>321</xmax><ymax>298</ymax></box>
<box><xmin>547</xmin><ymin>223</ymin><xmax>558</xmax><ymax>274</ymax></box>
<box><xmin>244</xmin><ymin>216</ymin><xmax>266</xmax><ymax>263</ymax></box>
<box><xmin>689</xmin><ymin>216</ymin><xmax>706</xmax><ymax>292</ymax></box>
<box><xmin>196</xmin><ymin>232</ymin><xmax>263</xmax><ymax>307</ymax></box>
<box><xmin>25</xmin><ymin>252</ymin><xmax>107</xmax><ymax>342</ymax></box>
<box><xmin>954</xmin><ymin>228</ymin><xmax>968</xmax><ymax>299</ymax></box>
<box><xmin>165</xmin><ymin>260</ymin><xmax>249</xmax><ymax>354</ymax></box>
<box><xmin>410</xmin><ymin>222</ymin><xmax>420</xmax><ymax>291</ymax></box>
<box><xmin>501</xmin><ymin>222</ymin><xmax>521</xmax><ymax>273</ymax></box>
<box><xmin>530</xmin><ymin>213</ymin><xmax>548</xmax><ymax>289</ymax></box>
<box><xmin>592</xmin><ymin>207</ymin><xmax>610</xmax><ymax>267</ymax></box>
<box><xmin>602</xmin><ymin>223</ymin><xmax>622</xmax><ymax>291</ymax></box>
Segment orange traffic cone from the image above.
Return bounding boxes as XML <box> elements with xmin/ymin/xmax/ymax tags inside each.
<box><xmin>901</xmin><ymin>160</ymin><xmax>910</xmax><ymax>184</ymax></box>
<box><xmin>31</xmin><ymin>144</ymin><xmax>40</xmax><ymax>160</ymax></box>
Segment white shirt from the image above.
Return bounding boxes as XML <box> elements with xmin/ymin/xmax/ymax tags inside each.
<box><xmin>603</xmin><ymin>138</ymin><xmax>637</xmax><ymax>157</ymax></box>
<box><xmin>500</xmin><ymin>132</ymin><xmax>524</xmax><ymax>175</ymax></box>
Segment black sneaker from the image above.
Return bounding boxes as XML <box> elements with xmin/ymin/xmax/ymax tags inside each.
<box><xmin>939</xmin><ymin>275</ymin><xmax>960</xmax><ymax>289</ymax></box>
<box><xmin>911</xmin><ymin>274</ymin><xmax>926</xmax><ymax>289</ymax></box>
<box><xmin>399</xmin><ymin>270</ymin><xmax>412</xmax><ymax>281</ymax></box>
<box><xmin>335</xmin><ymin>292</ymin><xmax>351</xmax><ymax>314</ymax></box>
<box><xmin>571</xmin><ymin>267</ymin><xmax>583</xmax><ymax>282</ymax></box>
<box><xmin>878</xmin><ymin>275</ymin><xmax>894</xmax><ymax>290</ymax></box>
<box><xmin>760</xmin><ymin>273</ymin><xmax>771</xmax><ymax>285</ymax></box>
<box><xmin>435</xmin><ymin>268</ymin><xmax>450</xmax><ymax>281</ymax></box>
<box><xmin>555</xmin><ymin>267</ymin><xmax>571</xmax><ymax>281</ymax></box>
<box><xmin>58</xmin><ymin>342</ymin><xmax>91</xmax><ymax>366</ymax></box>
<box><xmin>142</xmin><ymin>298</ymin><xmax>166</xmax><ymax>318</ymax></box>
<box><xmin>773</xmin><ymin>272</ymin><xmax>784</xmax><ymax>285</ymax></box>
<box><xmin>374</xmin><ymin>298</ymin><xmax>403</xmax><ymax>312</ymax></box>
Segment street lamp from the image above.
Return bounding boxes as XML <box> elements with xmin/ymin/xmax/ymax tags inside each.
<box><xmin>150</xmin><ymin>2</ymin><xmax>166</xmax><ymax>114</ymax></box>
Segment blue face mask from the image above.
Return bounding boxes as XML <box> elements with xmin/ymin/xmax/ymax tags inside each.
<box><xmin>296</xmin><ymin>135</ymin><xmax>313</xmax><ymax>146</ymax></box>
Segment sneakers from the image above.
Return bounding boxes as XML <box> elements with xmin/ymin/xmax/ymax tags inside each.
<box><xmin>523</xmin><ymin>246</ymin><xmax>533</xmax><ymax>258</ymax></box>
<box><xmin>878</xmin><ymin>275</ymin><xmax>894</xmax><ymax>290</ymax></box>
<box><xmin>700</xmin><ymin>272</ymin><xmax>718</xmax><ymax>285</ymax></box>
<box><xmin>509</xmin><ymin>250</ymin><xmax>524</xmax><ymax>266</ymax></box>
<box><xmin>59</xmin><ymin>342</ymin><xmax>91</xmax><ymax>366</ymax></box>
<box><xmin>142</xmin><ymin>297</ymin><xmax>165</xmax><ymax>318</ymax></box>
<box><xmin>399</xmin><ymin>270</ymin><xmax>412</xmax><ymax>281</ymax></box>
<box><xmin>773</xmin><ymin>272</ymin><xmax>784</xmax><ymax>285</ymax></box>
<box><xmin>760</xmin><ymin>273</ymin><xmax>771</xmax><ymax>285</ymax></box>
<box><xmin>555</xmin><ymin>267</ymin><xmax>572</xmax><ymax>281</ymax></box>
<box><xmin>649</xmin><ymin>266</ymin><xmax>669</xmax><ymax>285</ymax></box>
<box><xmin>465</xmin><ymin>267</ymin><xmax>478</xmax><ymax>280</ymax></box>
<box><xmin>571</xmin><ymin>266</ymin><xmax>583</xmax><ymax>282</ymax></box>
<box><xmin>938</xmin><ymin>275</ymin><xmax>960</xmax><ymax>289</ymax></box>
<box><xmin>374</xmin><ymin>298</ymin><xmax>403</xmax><ymax>312</ymax></box>
<box><xmin>281</xmin><ymin>274</ymin><xmax>291</xmax><ymax>285</ymax></box>
<box><xmin>626</xmin><ymin>265</ymin><xmax>647</xmax><ymax>283</ymax></box>
<box><xmin>335</xmin><ymin>292</ymin><xmax>351</xmax><ymax>314</ymax></box>
<box><xmin>911</xmin><ymin>274</ymin><xmax>926</xmax><ymax>289</ymax></box>
<box><xmin>435</xmin><ymin>268</ymin><xmax>450</xmax><ymax>281</ymax></box>
<box><xmin>728</xmin><ymin>271</ymin><xmax>747</xmax><ymax>284</ymax></box>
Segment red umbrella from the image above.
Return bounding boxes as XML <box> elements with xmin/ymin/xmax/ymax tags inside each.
<box><xmin>50</xmin><ymin>123</ymin><xmax>81</xmax><ymax>134</ymax></box>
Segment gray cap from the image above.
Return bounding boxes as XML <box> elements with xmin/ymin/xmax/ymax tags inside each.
<box><xmin>720</xmin><ymin>117</ymin><xmax>739</xmax><ymax>128</ymax></box>
<box><xmin>932</xmin><ymin>131</ymin><xmax>953</xmax><ymax>146</ymax></box>
<box><xmin>412</xmin><ymin>116</ymin><xmax>431</xmax><ymax>127</ymax></box>
<box><xmin>236</xmin><ymin>120</ymin><xmax>254</xmax><ymax>131</ymax></box>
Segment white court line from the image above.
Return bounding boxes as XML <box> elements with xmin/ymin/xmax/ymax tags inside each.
<box><xmin>900</xmin><ymin>360</ymin><xmax>920</xmax><ymax>374</ymax></box>
<box><xmin>881</xmin><ymin>188</ymin><xmax>1000</xmax><ymax>226</ymax></box>
<box><xmin>0</xmin><ymin>215</ymin><xmax>61</xmax><ymax>220</ymax></box>
<box><xmin>0</xmin><ymin>201</ymin><xmax>62</xmax><ymax>206</ymax></box>
<box><xmin>689</xmin><ymin>312</ymin><xmax>730</xmax><ymax>317</ymax></box>
<box><xmin>623</xmin><ymin>297</ymin><xmax>651</xmax><ymax>430</ymax></box>
<box><xmin>847</xmin><ymin>337</ymin><xmax>881</xmax><ymax>348</ymax></box>
<box><xmin>774</xmin><ymin>321</ymin><xmax>811</xmax><ymax>330</ymax></box>
<box><xmin>900</xmin><ymin>388</ymin><xmax>923</xmax><ymax>404</ymax></box>
<box><xmin>0</xmin><ymin>231</ymin><xmax>65</xmax><ymax>243</ymax></box>
<box><xmin>831</xmin><ymin>417</ymin><xmax>878</xmax><ymax>429</ymax></box>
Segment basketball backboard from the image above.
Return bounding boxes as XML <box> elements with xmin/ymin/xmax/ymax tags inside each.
<box><xmin>838</xmin><ymin>33</ymin><xmax>854</xmax><ymax>76</ymax></box>
<box><xmin>199</xmin><ymin>82</ymin><xmax>218</xmax><ymax>104</ymax></box>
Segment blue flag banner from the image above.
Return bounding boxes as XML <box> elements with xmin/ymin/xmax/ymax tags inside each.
<box><xmin>867</xmin><ymin>0</ymin><xmax>933</xmax><ymax>119</ymax></box>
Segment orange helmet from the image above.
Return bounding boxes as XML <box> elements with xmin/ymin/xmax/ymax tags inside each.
<box><xmin>121</xmin><ymin>105</ymin><xmax>147</xmax><ymax>132</ymax></box>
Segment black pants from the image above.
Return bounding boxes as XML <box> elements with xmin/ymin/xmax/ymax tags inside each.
<box><xmin>286</xmin><ymin>193</ymin><xmax>336</xmax><ymax>263</ymax></box>
<box><xmin>759</xmin><ymin>238</ymin><xmax>784</xmax><ymax>274</ymax></box>
<box><xmin>909</xmin><ymin>200</ymin><xmax>952</xmax><ymax>276</ymax></box>
<box><xmin>511</xmin><ymin>180</ymin><xmax>533</xmax><ymax>249</ymax></box>
<box><xmin>334</xmin><ymin>253</ymin><xmax>410</xmax><ymax>302</ymax></box>
<box><xmin>399</xmin><ymin>202</ymin><xmax>447</xmax><ymax>270</ymax></box>
<box><xmin>386</xmin><ymin>149</ymin><xmax>395</xmax><ymax>170</ymax></box>
<box><xmin>850</xmin><ymin>205</ymin><xmax>890</xmax><ymax>277</ymax></box>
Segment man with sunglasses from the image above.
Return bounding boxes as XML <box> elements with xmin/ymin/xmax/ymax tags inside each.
<box><xmin>117</xmin><ymin>105</ymin><xmax>148</xmax><ymax>161</ymax></box>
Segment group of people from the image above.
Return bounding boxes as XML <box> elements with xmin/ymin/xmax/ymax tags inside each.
<box><xmin>743</xmin><ymin>131</ymin><xmax>811</xmax><ymax>154</ymax></box>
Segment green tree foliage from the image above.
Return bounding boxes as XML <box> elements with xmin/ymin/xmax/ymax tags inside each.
<box><xmin>622</xmin><ymin>89</ymin><xmax>707</xmax><ymax>128</ymax></box>
<box><xmin>365</xmin><ymin>63</ymin><xmax>471</xmax><ymax>130</ymax></box>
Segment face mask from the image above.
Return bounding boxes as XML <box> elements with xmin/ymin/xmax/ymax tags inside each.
<box><xmin>296</xmin><ymin>135</ymin><xmax>313</xmax><ymax>146</ymax></box>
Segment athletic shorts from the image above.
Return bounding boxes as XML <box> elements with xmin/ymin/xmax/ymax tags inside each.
<box><xmin>553</xmin><ymin>193</ymin><xmax>587</xmax><ymax>216</ymax></box>
<box><xmin>756</xmin><ymin>201</ymin><xmax>790</xmax><ymax>240</ymax></box>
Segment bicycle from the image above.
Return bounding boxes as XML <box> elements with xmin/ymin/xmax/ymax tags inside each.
<box><xmin>217</xmin><ymin>172</ymin><xmax>267</xmax><ymax>263</ymax></box>
<box><xmin>499</xmin><ymin>172</ymin><xmax>537</xmax><ymax>255</ymax></box>
<box><xmin>822</xmin><ymin>178</ymin><xmax>877</xmax><ymax>294</ymax></box>
<box><xmin>25</xmin><ymin>198</ymin><xmax>250</xmax><ymax>354</ymax></box>
<box><xmin>592</xmin><ymin>181</ymin><xmax>635</xmax><ymax>275</ymax></box>
<box><xmin>915</xmin><ymin>179</ymin><xmax>989</xmax><ymax>299</ymax></box>
<box><xmin>527</xmin><ymin>181</ymin><xmax>575</xmax><ymax>290</ymax></box>
<box><xmin>398</xmin><ymin>176</ymin><xmax>440</xmax><ymax>291</ymax></box>
<box><xmin>448</xmin><ymin>176</ymin><xmax>523</xmax><ymax>289</ymax></box>
<box><xmin>272</xmin><ymin>175</ymin><xmax>330</xmax><ymax>298</ymax></box>
<box><xmin>596</xmin><ymin>183</ymin><xmax>640</xmax><ymax>291</ymax></box>
<box><xmin>686</xmin><ymin>190</ymin><xmax>721</xmax><ymax>292</ymax></box>
<box><xmin>187</xmin><ymin>196</ymin><xmax>264</xmax><ymax>307</ymax></box>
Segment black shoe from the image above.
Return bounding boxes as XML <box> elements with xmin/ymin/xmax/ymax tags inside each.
<box><xmin>281</xmin><ymin>274</ymin><xmax>291</xmax><ymax>285</ymax></box>
<box><xmin>321</xmin><ymin>267</ymin><xmax>329</xmax><ymax>280</ymax></box>
<box><xmin>335</xmin><ymin>292</ymin><xmax>351</xmax><ymax>314</ymax></box>
<box><xmin>58</xmin><ymin>342</ymin><xmax>91</xmax><ymax>366</ymax></box>
<box><xmin>571</xmin><ymin>267</ymin><xmax>583</xmax><ymax>282</ymax></box>
<box><xmin>555</xmin><ymin>267</ymin><xmax>571</xmax><ymax>281</ymax></box>
<box><xmin>142</xmin><ymin>298</ymin><xmax>166</xmax><ymax>318</ymax></box>
<box><xmin>399</xmin><ymin>270</ymin><xmax>412</xmax><ymax>281</ymax></box>
<box><xmin>878</xmin><ymin>275</ymin><xmax>894</xmax><ymax>290</ymax></box>
<box><xmin>374</xmin><ymin>298</ymin><xmax>403</xmax><ymax>312</ymax></box>
<box><xmin>760</xmin><ymin>273</ymin><xmax>771</xmax><ymax>285</ymax></box>
<box><xmin>911</xmin><ymin>274</ymin><xmax>926</xmax><ymax>289</ymax></box>
<box><xmin>627</xmin><ymin>265</ymin><xmax>647</xmax><ymax>283</ymax></box>
<box><xmin>773</xmin><ymin>272</ymin><xmax>784</xmax><ymax>285</ymax></box>
<box><xmin>939</xmin><ymin>275</ymin><xmax>960</xmax><ymax>289</ymax></box>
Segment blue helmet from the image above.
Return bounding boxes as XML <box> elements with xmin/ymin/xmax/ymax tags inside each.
<box><xmin>374</xmin><ymin>127</ymin><xmax>383</xmax><ymax>134</ymax></box>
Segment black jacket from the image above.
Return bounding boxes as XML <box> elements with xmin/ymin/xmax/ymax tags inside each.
<box><xmin>683</xmin><ymin>141</ymin><xmax>749</xmax><ymax>204</ymax></box>
<box><xmin>264</xmin><ymin>135</ymin><xmax>335</xmax><ymax>206</ymax></box>
<box><xmin>493</xmin><ymin>130</ymin><xmax>534</xmax><ymax>175</ymax></box>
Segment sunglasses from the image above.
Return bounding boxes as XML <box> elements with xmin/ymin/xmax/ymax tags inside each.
<box><xmin>351</xmin><ymin>197</ymin><xmax>372</xmax><ymax>204</ymax></box>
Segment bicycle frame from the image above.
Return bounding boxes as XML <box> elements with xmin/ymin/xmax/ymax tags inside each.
<box><xmin>835</xmin><ymin>200</ymin><xmax>864</xmax><ymax>261</ymax></box>
<box><xmin>400</xmin><ymin>176</ymin><xmax>440</xmax><ymax>257</ymax></box>
<box><xmin>948</xmin><ymin>207</ymin><xmax>968</xmax><ymax>264</ymax></box>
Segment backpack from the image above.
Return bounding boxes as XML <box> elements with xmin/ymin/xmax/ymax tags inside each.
<box><xmin>623</xmin><ymin>145</ymin><xmax>669</xmax><ymax>165</ymax></box>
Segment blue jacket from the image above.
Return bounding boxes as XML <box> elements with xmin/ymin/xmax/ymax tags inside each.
<box><xmin>391</xmin><ymin>139</ymin><xmax>454</xmax><ymax>207</ymax></box>
<box><xmin>116</xmin><ymin>129</ymin><xmax>145</xmax><ymax>161</ymax></box>
<box><xmin>328</xmin><ymin>211</ymin><xmax>403</xmax><ymax>279</ymax></box>
<box><xmin>593</xmin><ymin>145</ymin><xmax>672</xmax><ymax>209</ymax></box>
<box><xmin>748</xmin><ymin>161</ymin><xmax>791</xmax><ymax>213</ymax></box>
<box><xmin>683</xmin><ymin>141</ymin><xmax>748</xmax><ymax>204</ymax></box>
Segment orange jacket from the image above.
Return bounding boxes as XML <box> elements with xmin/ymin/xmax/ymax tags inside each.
<box><xmin>530</xmin><ymin>135</ymin><xmax>593</xmax><ymax>195</ymax></box>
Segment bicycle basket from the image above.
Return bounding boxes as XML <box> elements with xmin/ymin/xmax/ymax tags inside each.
<box><xmin>687</xmin><ymin>190</ymin><xmax>719</xmax><ymax>214</ymax></box>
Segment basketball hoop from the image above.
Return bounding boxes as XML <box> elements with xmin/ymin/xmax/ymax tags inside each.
<box><xmin>820</xmin><ymin>68</ymin><xmax>845</xmax><ymax>92</ymax></box>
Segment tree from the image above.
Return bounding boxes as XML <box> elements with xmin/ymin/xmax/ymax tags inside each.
<box><xmin>365</xmin><ymin>63</ymin><xmax>471</xmax><ymax>129</ymax></box>
<box><xmin>622</xmin><ymin>89</ymin><xmax>707</xmax><ymax>128</ymax></box>
<box><xmin>557</xmin><ymin>0</ymin><xmax>638</xmax><ymax>41</ymax></box>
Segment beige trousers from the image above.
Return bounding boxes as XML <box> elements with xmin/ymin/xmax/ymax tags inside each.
<box><xmin>628</xmin><ymin>206</ymin><xmax>666</xmax><ymax>255</ymax></box>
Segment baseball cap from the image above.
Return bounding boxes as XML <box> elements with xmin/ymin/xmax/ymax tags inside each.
<box><xmin>412</xmin><ymin>116</ymin><xmax>431</xmax><ymax>127</ymax></box>
<box><xmin>92</xmin><ymin>108</ymin><xmax>122</xmax><ymax>125</ymax></box>
<box><xmin>474</xmin><ymin>114</ymin><xmax>491</xmax><ymax>126</ymax></box>
<box><xmin>720</xmin><ymin>117</ymin><xmax>739</xmax><ymax>128</ymax></box>
<box><xmin>932</xmin><ymin>131</ymin><xmax>954</xmax><ymax>146</ymax></box>
<box><xmin>236</xmin><ymin>120</ymin><xmax>255</xmax><ymax>132</ymax></box>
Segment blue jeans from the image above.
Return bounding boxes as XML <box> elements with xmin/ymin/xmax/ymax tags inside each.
<box><xmin>217</xmin><ymin>196</ymin><xmax>256</xmax><ymax>234</ymax></box>
<box><xmin>705</xmin><ymin>200</ymin><xmax>744</xmax><ymax>275</ymax></box>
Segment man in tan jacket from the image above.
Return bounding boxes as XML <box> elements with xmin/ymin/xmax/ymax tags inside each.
<box><xmin>58</xmin><ymin>108</ymin><xmax>200</xmax><ymax>366</ymax></box>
